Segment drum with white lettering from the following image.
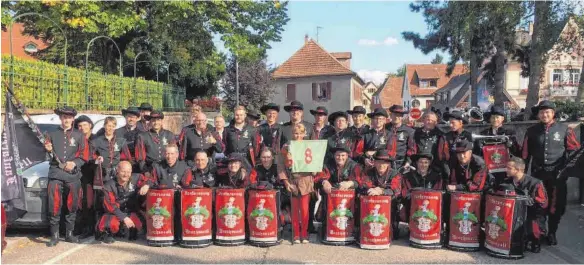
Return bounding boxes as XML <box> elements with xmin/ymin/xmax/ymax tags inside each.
<box><xmin>146</xmin><ymin>188</ymin><xmax>175</xmax><ymax>247</ymax></box>
<box><xmin>321</xmin><ymin>189</ymin><xmax>356</xmax><ymax>246</ymax></box>
<box><xmin>484</xmin><ymin>193</ymin><xmax>528</xmax><ymax>259</ymax></box>
<box><xmin>359</xmin><ymin>195</ymin><xmax>392</xmax><ymax>250</ymax></box>
<box><xmin>247</xmin><ymin>189</ymin><xmax>281</xmax><ymax>247</ymax></box>
<box><xmin>214</xmin><ymin>188</ymin><xmax>246</xmax><ymax>246</ymax></box>
<box><xmin>408</xmin><ymin>188</ymin><xmax>443</xmax><ymax>249</ymax></box>
<box><xmin>180</xmin><ymin>188</ymin><xmax>214</xmax><ymax>248</ymax></box>
<box><xmin>447</xmin><ymin>191</ymin><xmax>482</xmax><ymax>251</ymax></box>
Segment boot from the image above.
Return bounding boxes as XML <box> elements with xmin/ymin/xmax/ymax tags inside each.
<box><xmin>79</xmin><ymin>227</ymin><xmax>93</xmax><ymax>239</ymax></box>
<box><xmin>392</xmin><ymin>224</ymin><xmax>400</xmax><ymax>240</ymax></box>
<box><xmin>103</xmin><ymin>233</ymin><xmax>115</xmax><ymax>244</ymax></box>
<box><xmin>47</xmin><ymin>231</ymin><xmax>59</xmax><ymax>247</ymax></box>
<box><xmin>547</xmin><ymin>233</ymin><xmax>558</xmax><ymax>246</ymax></box>
<box><xmin>128</xmin><ymin>228</ymin><xmax>138</xmax><ymax>241</ymax></box>
<box><xmin>65</xmin><ymin>230</ymin><xmax>79</xmax><ymax>243</ymax></box>
<box><xmin>531</xmin><ymin>239</ymin><xmax>541</xmax><ymax>253</ymax></box>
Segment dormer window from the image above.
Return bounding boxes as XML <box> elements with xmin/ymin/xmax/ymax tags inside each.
<box><xmin>24</xmin><ymin>42</ymin><xmax>38</xmax><ymax>53</ymax></box>
<box><xmin>419</xmin><ymin>79</ymin><xmax>437</xmax><ymax>88</ymax></box>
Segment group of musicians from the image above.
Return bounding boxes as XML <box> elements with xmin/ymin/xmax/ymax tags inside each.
<box><xmin>43</xmin><ymin>99</ymin><xmax>582</xmax><ymax>255</ymax></box>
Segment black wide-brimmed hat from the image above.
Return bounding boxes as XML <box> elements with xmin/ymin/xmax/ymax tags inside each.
<box><xmin>328</xmin><ymin>111</ymin><xmax>348</xmax><ymax>124</ymax></box>
<box><xmin>310</xmin><ymin>106</ymin><xmax>328</xmax><ymax>116</ymax></box>
<box><xmin>74</xmin><ymin>115</ymin><xmax>93</xmax><ymax>128</ymax></box>
<box><xmin>138</xmin><ymin>103</ymin><xmax>153</xmax><ymax>111</ymax></box>
<box><xmin>54</xmin><ymin>106</ymin><xmax>77</xmax><ymax>116</ymax></box>
<box><xmin>495</xmin><ymin>183</ymin><xmax>517</xmax><ymax>196</ymax></box>
<box><xmin>531</xmin><ymin>100</ymin><xmax>556</xmax><ymax>114</ymax></box>
<box><xmin>347</xmin><ymin>106</ymin><xmax>367</xmax><ymax>115</ymax></box>
<box><xmin>247</xmin><ymin>110</ymin><xmax>261</xmax><ymax>120</ymax></box>
<box><xmin>122</xmin><ymin>106</ymin><xmax>141</xmax><ymax>117</ymax></box>
<box><xmin>444</xmin><ymin>110</ymin><xmax>468</xmax><ymax>124</ymax></box>
<box><xmin>484</xmin><ymin>105</ymin><xmax>506</xmax><ymax>121</ymax></box>
<box><xmin>367</xmin><ymin>108</ymin><xmax>389</xmax><ymax>118</ymax></box>
<box><xmin>330</xmin><ymin>145</ymin><xmax>351</xmax><ymax>154</ymax></box>
<box><xmin>144</xmin><ymin>110</ymin><xmax>164</xmax><ymax>121</ymax></box>
<box><xmin>389</xmin><ymin>105</ymin><xmax>409</xmax><ymax>115</ymax></box>
<box><xmin>227</xmin><ymin>153</ymin><xmax>244</xmax><ymax>163</ymax></box>
<box><xmin>454</xmin><ymin>139</ymin><xmax>473</xmax><ymax>153</ymax></box>
<box><xmin>260</xmin><ymin>103</ymin><xmax>280</xmax><ymax>114</ymax></box>
<box><xmin>284</xmin><ymin>100</ymin><xmax>304</xmax><ymax>112</ymax></box>
<box><xmin>411</xmin><ymin>153</ymin><xmax>434</xmax><ymax>162</ymax></box>
<box><xmin>373</xmin><ymin>152</ymin><xmax>394</xmax><ymax>162</ymax></box>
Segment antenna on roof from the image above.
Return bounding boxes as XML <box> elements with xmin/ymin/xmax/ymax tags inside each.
<box><xmin>316</xmin><ymin>26</ymin><xmax>323</xmax><ymax>43</ymax></box>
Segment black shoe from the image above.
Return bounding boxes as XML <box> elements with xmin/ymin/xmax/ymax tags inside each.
<box><xmin>129</xmin><ymin>229</ymin><xmax>138</xmax><ymax>241</ymax></box>
<box><xmin>547</xmin><ymin>233</ymin><xmax>558</xmax><ymax>246</ymax></box>
<box><xmin>79</xmin><ymin>227</ymin><xmax>93</xmax><ymax>239</ymax></box>
<box><xmin>392</xmin><ymin>227</ymin><xmax>400</xmax><ymax>240</ymax></box>
<box><xmin>65</xmin><ymin>230</ymin><xmax>79</xmax><ymax>243</ymax></box>
<box><xmin>47</xmin><ymin>232</ymin><xmax>59</xmax><ymax>247</ymax></box>
<box><xmin>103</xmin><ymin>235</ymin><xmax>115</xmax><ymax>244</ymax></box>
<box><xmin>531</xmin><ymin>240</ymin><xmax>541</xmax><ymax>253</ymax></box>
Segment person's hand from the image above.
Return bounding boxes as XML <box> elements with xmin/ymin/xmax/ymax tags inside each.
<box><xmin>44</xmin><ymin>141</ymin><xmax>53</xmax><ymax>152</ymax></box>
<box><xmin>367</xmin><ymin>187</ymin><xmax>383</xmax><ymax>196</ymax></box>
<box><xmin>96</xmin><ymin>156</ymin><xmax>104</xmax><ymax>164</ymax></box>
<box><xmin>322</xmin><ymin>180</ymin><xmax>332</xmax><ymax>194</ymax></box>
<box><xmin>447</xmin><ymin>185</ymin><xmax>456</xmax><ymax>191</ymax></box>
<box><xmin>365</xmin><ymin>158</ymin><xmax>374</xmax><ymax>167</ymax></box>
<box><xmin>403</xmin><ymin>162</ymin><xmax>410</xmax><ymax>170</ymax></box>
<box><xmin>339</xmin><ymin>181</ymin><xmax>353</xmax><ymax>190</ymax></box>
<box><xmin>139</xmin><ymin>185</ymin><xmax>150</xmax><ymax>195</ymax></box>
<box><xmin>64</xmin><ymin>161</ymin><xmax>76</xmax><ymax>172</ymax></box>
<box><xmin>206</xmin><ymin>134</ymin><xmax>217</xmax><ymax>144</ymax></box>
<box><xmin>287</xmin><ymin>184</ymin><xmax>298</xmax><ymax>195</ymax></box>
<box><xmin>123</xmin><ymin>217</ymin><xmax>135</xmax><ymax>228</ymax></box>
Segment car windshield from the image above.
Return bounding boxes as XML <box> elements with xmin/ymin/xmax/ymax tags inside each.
<box><xmin>37</xmin><ymin>124</ymin><xmax>60</xmax><ymax>133</ymax></box>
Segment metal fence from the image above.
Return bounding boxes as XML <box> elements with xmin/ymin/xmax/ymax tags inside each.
<box><xmin>1</xmin><ymin>56</ymin><xmax>186</xmax><ymax>112</ymax></box>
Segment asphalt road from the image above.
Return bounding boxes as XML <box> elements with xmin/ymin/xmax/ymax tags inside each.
<box><xmin>3</xmin><ymin>204</ymin><xmax>583</xmax><ymax>264</ymax></box>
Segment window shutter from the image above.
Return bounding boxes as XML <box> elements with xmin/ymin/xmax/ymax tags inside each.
<box><xmin>312</xmin><ymin>83</ymin><xmax>317</xmax><ymax>100</ymax></box>
<box><xmin>326</xmin><ymin>82</ymin><xmax>332</xmax><ymax>100</ymax></box>
<box><xmin>287</xmin><ymin>84</ymin><xmax>296</xmax><ymax>101</ymax></box>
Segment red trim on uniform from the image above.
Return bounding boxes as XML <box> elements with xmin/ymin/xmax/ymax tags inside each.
<box><xmin>75</xmin><ymin>137</ymin><xmax>91</xmax><ymax>162</ymax></box>
<box><xmin>104</xmin><ymin>191</ymin><xmax>117</xmax><ymax>213</ymax></box>
<box><xmin>390</xmin><ymin>174</ymin><xmax>402</xmax><ymax>195</ymax></box>
<box><xmin>120</xmin><ymin>144</ymin><xmax>132</xmax><ymax>162</ymax></box>
<box><xmin>291</xmin><ymin>194</ymin><xmax>310</xmax><ymax>240</ymax></box>
<box><xmin>109</xmin><ymin>216</ymin><xmax>120</xmax><ymax>234</ymax></box>
<box><xmin>522</xmin><ymin>134</ymin><xmax>529</xmax><ymax>160</ymax></box>
<box><xmin>67</xmin><ymin>186</ymin><xmax>74</xmax><ymax>212</ymax></box>
<box><xmin>469</xmin><ymin>169</ymin><xmax>487</xmax><ymax>192</ymax></box>
<box><xmin>249</xmin><ymin>169</ymin><xmax>258</xmax><ymax>185</ymax></box>
<box><xmin>86</xmin><ymin>184</ymin><xmax>94</xmax><ymax>208</ymax></box>
<box><xmin>406</xmin><ymin>136</ymin><xmax>416</xmax><ymax>157</ymax></box>
<box><xmin>438</xmin><ymin>137</ymin><xmax>449</xmax><ymax>161</ymax></box>
<box><xmin>52</xmin><ymin>183</ymin><xmax>60</xmax><ymax>216</ymax></box>
<box><xmin>178</xmin><ymin>128</ymin><xmax>187</xmax><ymax>160</ymax></box>
<box><xmin>314</xmin><ymin>168</ymin><xmax>331</xmax><ymax>183</ymax></box>
<box><xmin>449</xmin><ymin>168</ymin><xmax>457</xmax><ymax>185</ymax></box>
<box><xmin>129</xmin><ymin>213</ymin><xmax>143</xmax><ymax>231</ymax></box>
<box><xmin>534</xmin><ymin>183</ymin><xmax>548</xmax><ymax>209</ymax></box>
<box><xmin>565</xmin><ymin>128</ymin><xmax>581</xmax><ymax>151</ymax></box>
<box><xmin>353</xmin><ymin>139</ymin><xmax>364</xmax><ymax>158</ymax></box>
<box><xmin>134</xmin><ymin>136</ymin><xmax>145</xmax><ymax>162</ymax></box>
<box><xmin>97</xmin><ymin>215</ymin><xmax>107</xmax><ymax>232</ymax></box>
<box><xmin>77</xmin><ymin>185</ymin><xmax>83</xmax><ymax>210</ymax></box>
<box><xmin>550</xmin><ymin>188</ymin><xmax>557</xmax><ymax>214</ymax></box>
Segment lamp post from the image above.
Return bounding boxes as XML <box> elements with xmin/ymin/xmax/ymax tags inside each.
<box><xmin>84</xmin><ymin>36</ymin><xmax>122</xmax><ymax>110</ymax></box>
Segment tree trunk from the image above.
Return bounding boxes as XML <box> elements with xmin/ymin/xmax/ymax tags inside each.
<box><xmin>470</xmin><ymin>53</ymin><xmax>479</xmax><ymax>107</ymax></box>
<box><xmin>577</xmin><ymin>59</ymin><xmax>584</xmax><ymax>102</ymax></box>
<box><xmin>494</xmin><ymin>31</ymin><xmax>506</xmax><ymax>106</ymax></box>
<box><xmin>525</xmin><ymin>1</ymin><xmax>550</xmax><ymax>120</ymax></box>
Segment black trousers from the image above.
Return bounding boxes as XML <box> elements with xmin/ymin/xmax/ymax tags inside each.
<box><xmin>533</xmin><ymin>170</ymin><xmax>566</xmax><ymax>234</ymax></box>
<box><xmin>48</xmin><ymin>179</ymin><xmax>82</xmax><ymax>234</ymax></box>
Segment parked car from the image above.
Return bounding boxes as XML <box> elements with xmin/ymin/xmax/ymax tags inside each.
<box><xmin>9</xmin><ymin>114</ymin><xmax>125</xmax><ymax>229</ymax></box>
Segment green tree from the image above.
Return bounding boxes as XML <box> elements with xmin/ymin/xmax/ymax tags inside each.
<box><xmin>431</xmin><ymin>54</ymin><xmax>443</xmax><ymax>64</ymax></box>
<box><xmin>222</xmin><ymin>55</ymin><xmax>275</xmax><ymax>112</ymax></box>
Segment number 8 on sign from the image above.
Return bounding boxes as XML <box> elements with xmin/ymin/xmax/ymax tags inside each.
<box><xmin>305</xmin><ymin>148</ymin><xmax>313</xmax><ymax>164</ymax></box>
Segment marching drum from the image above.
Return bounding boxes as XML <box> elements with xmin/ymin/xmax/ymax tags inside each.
<box><xmin>484</xmin><ymin>193</ymin><xmax>529</xmax><ymax>259</ymax></box>
<box><xmin>482</xmin><ymin>143</ymin><xmax>510</xmax><ymax>186</ymax></box>
<box><xmin>180</xmin><ymin>188</ymin><xmax>214</xmax><ymax>248</ymax></box>
<box><xmin>359</xmin><ymin>195</ymin><xmax>392</xmax><ymax>250</ymax></box>
<box><xmin>246</xmin><ymin>189</ymin><xmax>281</xmax><ymax>247</ymax></box>
<box><xmin>214</xmin><ymin>188</ymin><xmax>246</xmax><ymax>246</ymax></box>
<box><xmin>146</xmin><ymin>188</ymin><xmax>175</xmax><ymax>247</ymax></box>
<box><xmin>408</xmin><ymin>188</ymin><xmax>444</xmax><ymax>249</ymax></box>
<box><xmin>321</xmin><ymin>189</ymin><xmax>356</xmax><ymax>246</ymax></box>
<box><xmin>447</xmin><ymin>191</ymin><xmax>482</xmax><ymax>251</ymax></box>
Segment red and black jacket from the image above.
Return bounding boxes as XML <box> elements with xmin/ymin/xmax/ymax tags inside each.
<box><xmin>249</xmin><ymin>164</ymin><xmax>282</xmax><ymax>189</ymax></box>
<box><xmin>91</xmin><ymin>134</ymin><xmax>132</xmax><ymax>170</ymax></box>
<box><xmin>182</xmin><ymin>164</ymin><xmax>216</xmax><ymax>188</ymax></box>
<box><xmin>360</xmin><ymin>168</ymin><xmax>402</xmax><ymax>198</ymax></box>
<box><xmin>401</xmin><ymin>170</ymin><xmax>444</xmax><ymax>198</ymax></box>
<box><xmin>149</xmin><ymin>160</ymin><xmax>192</xmax><ymax>189</ymax></box>
<box><xmin>102</xmin><ymin>173</ymin><xmax>148</xmax><ymax>221</ymax></box>
<box><xmin>217</xmin><ymin>169</ymin><xmax>250</xmax><ymax>188</ymax></box>
<box><xmin>258</xmin><ymin>123</ymin><xmax>283</xmax><ymax>154</ymax></box>
<box><xmin>134</xmin><ymin>129</ymin><xmax>176</xmax><ymax>172</ymax></box>
<box><xmin>438</xmin><ymin>129</ymin><xmax>473</xmax><ymax>162</ymax></box>
<box><xmin>412</xmin><ymin>127</ymin><xmax>443</xmax><ymax>157</ymax></box>
<box><xmin>349</xmin><ymin>124</ymin><xmax>370</xmax><ymax>138</ymax></box>
<box><xmin>522</xmin><ymin>121</ymin><xmax>581</xmax><ymax>172</ymax></box>
<box><xmin>325</xmin><ymin>129</ymin><xmax>364</xmax><ymax>163</ymax></box>
<box><xmin>45</xmin><ymin>127</ymin><xmax>90</xmax><ymax>182</ymax></box>
<box><xmin>449</xmin><ymin>155</ymin><xmax>490</xmax><ymax>192</ymax></box>
<box><xmin>115</xmin><ymin>125</ymin><xmax>145</xmax><ymax>157</ymax></box>
<box><xmin>502</xmin><ymin>175</ymin><xmax>547</xmax><ymax>216</ymax></box>
<box><xmin>363</xmin><ymin>128</ymin><xmax>397</xmax><ymax>158</ymax></box>
<box><xmin>385</xmin><ymin>123</ymin><xmax>416</xmax><ymax>164</ymax></box>
<box><xmin>320</xmin><ymin>160</ymin><xmax>363</xmax><ymax>189</ymax></box>
<box><xmin>178</xmin><ymin>125</ymin><xmax>224</xmax><ymax>161</ymax></box>
<box><xmin>311</xmin><ymin>124</ymin><xmax>335</xmax><ymax>140</ymax></box>
<box><xmin>223</xmin><ymin>123</ymin><xmax>260</xmax><ymax>166</ymax></box>
<box><xmin>478</xmin><ymin>126</ymin><xmax>520</xmax><ymax>157</ymax></box>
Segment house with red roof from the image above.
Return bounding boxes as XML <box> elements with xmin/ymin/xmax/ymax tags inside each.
<box><xmin>1</xmin><ymin>23</ymin><xmax>47</xmax><ymax>61</ymax></box>
<box><xmin>271</xmin><ymin>36</ymin><xmax>365</xmax><ymax>122</ymax></box>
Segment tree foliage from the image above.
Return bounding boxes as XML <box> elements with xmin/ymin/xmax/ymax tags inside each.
<box><xmin>431</xmin><ymin>54</ymin><xmax>443</xmax><ymax>64</ymax></box>
<box><xmin>3</xmin><ymin>0</ymin><xmax>290</xmax><ymax>99</ymax></box>
<box><xmin>221</xmin><ymin>55</ymin><xmax>275</xmax><ymax>113</ymax></box>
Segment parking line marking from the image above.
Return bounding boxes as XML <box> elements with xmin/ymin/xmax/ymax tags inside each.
<box><xmin>43</xmin><ymin>238</ymin><xmax>95</xmax><ymax>265</ymax></box>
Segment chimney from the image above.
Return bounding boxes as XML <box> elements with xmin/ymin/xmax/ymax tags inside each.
<box><xmin>304</xmin><ymin>34</ymin><xmax>309</xmax><ymax>44</ymax></box>
<box><xmin>529</xmin><ymin>22</ymin><xmax>534</xmax><ymax>36</ymax></box>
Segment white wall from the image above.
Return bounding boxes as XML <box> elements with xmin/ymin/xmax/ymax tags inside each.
<box><xmin>272</xmin><ymin>75</ymin><xmax>354</xmax><ymax>123</ymax></box>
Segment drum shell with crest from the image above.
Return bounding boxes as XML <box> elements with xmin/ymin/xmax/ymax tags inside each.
<box><xmin>246</xmin><ymin>189</ymin><xmax>281</xmax><ymax>247</ymax></box>
<box><xmin>180</xmin><ymin>187</ymin><xmax>214</xmax><ymax>248</ymax></box>
<box><xmin>359</xmin><ymin>195</ymin><xmax>392</xmax><ymax>250</ymax></box>
<box><xmin>446</xmin><ymin>191</ymin><xmax>482</xmax><ymax>252</ymax></box>
<box><xmin>146</xmin><ymin>188</ymin><xmax>175</xmax><ymax>247</ymax></box>
<box><xmin>408</xmin><ymin>188</ymin><xmax>444</xmax><ymax>249</ymax></box>
<box><xmin>484</xmin><ymin>193</ymin><xmax>529</xmax><ymax>259</ymax></box>
<box><xmin>214</xmin><ymin>188</ymin><xmax>246</xmax><ymax>246</ymax></box>
<box><xmin>321</xmin><ymin>189</ymin><xmax>356</xmax><ymax>246</ymax></box>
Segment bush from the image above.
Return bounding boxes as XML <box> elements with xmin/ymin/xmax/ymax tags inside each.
<box><xmin>1</xmin><ymin>55</ymin><xmax>185</xmax><ymax>111</ymax></box>
<box><xmin>553</xmin><ymin>100</ymin><xmax>584</xmax><ymax>121</ymax></box>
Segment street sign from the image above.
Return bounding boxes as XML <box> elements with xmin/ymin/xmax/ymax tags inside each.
<box><xmin>410</xmin><ymin>108</ymin><xmax>422</xmax><ymax>120</ymax></box>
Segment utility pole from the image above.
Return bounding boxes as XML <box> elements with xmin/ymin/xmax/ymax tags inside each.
<box><xmin>236</xmin><ymin>56</ymin><xmax>239</xmax><ymax>106</ymax></box>
<box><xmin>316</xmin><ymin>26</ymin><xmax>323</xmax><ymax>43</ymax></box>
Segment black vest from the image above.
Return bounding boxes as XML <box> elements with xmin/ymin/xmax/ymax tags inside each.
<box><xmin>253</xmin><ymin>164</ymin><xmax>279</xmax><ymax>185</ymax></box>
<box><xmin>413</xmin><ymin>127</ymin><xmax>443</xmax><ymax>155</ymax></box>
<box><xmin>326</xmin><ymin>160</ymin><xmax>360</xmax><ymax>185</ymax></box>
<box><xmin>403</xmin><ymin>170</ymin><xmax>443</xmax><ymax>190</ymax></box>
<box><xmin>525</xmin><ymin>122</ymin><xmax>569</xmax><ymax>168</ymax></box>
<box><xmin>189</xmin><ymin>166</ymin><xmax>216</xmax><ymax>188</ymax></box>
<box><xmin>151</xmin><ymin>160</ymin><xmax>191</xmax><ymax>188</ymax></box>
<box><xmin>386</xmin><ymin>124</ymin><xmax>415</xmax><ymax>159</ymax></box>
<box><xmin>258</xmin><ymin>123</ymin><xmax>282</xmax><ymax>152</ymax></box>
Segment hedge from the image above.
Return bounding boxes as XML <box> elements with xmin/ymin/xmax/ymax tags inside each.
<box><xmin>1</xmin><ymin>55</ymin><xmax>185</xmax><ymax>111</ymax></box>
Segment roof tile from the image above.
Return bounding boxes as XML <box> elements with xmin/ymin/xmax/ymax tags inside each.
<box><xmin>407</xmin><ymin>64</ymin><xmax>467</xmax><ymax>96</ymax></box>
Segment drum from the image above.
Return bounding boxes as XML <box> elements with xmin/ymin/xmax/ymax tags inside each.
<box><xmin>447</xmin><ymin>191</ymin><xmax>482</xmax><ymax>251</ymax></box>
<box><xmin>214</xmin><ymin>188</ymin><xmax>246</xmax><ymax>246</ymax></box>
<box><xmin>146</xmin><ymin>188</ymin><xmax>175</xmax><ymax>247</ymax></box>
<box><xmin>359</xmin><ymin>195</ymin><xmax>392</xmax><ymax>250</ymax></box>
<box><xmin>482</xmin><ymin>143</ymin><xmax>510</xmax><ymax>174</ymax></box>
<box><xmin>484</xmin><ymin>193</ymin><xmax>529</xmax><ymax>259</ymax></box>
<box><xmin>180</xmin><ymin>188</ymin><xmax>214</xmax><ymax>248</ymax></box>
<box><xmin>321</xmin><ymin>189</ymin><xmax>356</xmax><ymax>246</ymax></box>
<box><xmin>247</xmin><ymin>189</ymin><xmax>281</xmax><ymax>247</ymax></box>
<box><xmin>408</xmin><ymin>188</ymin><xmax>443</xmax><ymax>249</ymax></box>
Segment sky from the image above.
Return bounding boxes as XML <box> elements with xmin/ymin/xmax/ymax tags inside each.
<box><xmin>266</xmin><ymin>1</ymin><xmax>447</xmax><ymax>85</ymax></box>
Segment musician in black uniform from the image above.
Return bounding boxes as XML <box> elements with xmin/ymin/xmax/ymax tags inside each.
<box><xmin>73</xmin><ymin>115</ymin><xmax>97</xmax><ymax>238</ymax></box>
<box><xmin>97</xmin><ymin>161</ymin><xmax>148</xmax><ymax>244</ymax></box>
<box><xmin>386</xmin><ymin>105</ymin><xmax>415</xmax><ymax>169</ymax></box>
<box><xmin>115</xmin><ymin>107</ymin><xmax>144</xmax><ymax>164</ymax></box>
<box><xmin>258</xmin><ymin>103</ymin><xmax>283</xmax><ymax>154</ymax></box>
<box><xmin>446</xmin><ymin>140</ymin><xmax>490</xmax><ymax>192</ymax></box>
<box><xmin>137</xmin><ymin>103</ymin><xmax>153</xmax><ymax>131</ymax></box>
<box><xmin>134</xmin><ymin>111</ymin><xmax>176</xmax><ymax>173</ymax></box>
<box><xmin>411</xmin><ymin>111</ymin><xmax>446</xmax><ymax>176</ymax></box>
<box><xmin>347</xmin><ymin>106</ymin><xmax>370</xmax><ymax>137</ymax></box>
<box><xmin>362</xmin><ymin>108</ymin><xmax>396</xmax><ymax>168</ymax></box>
<box><xmin>521</xmin><ymin>100</ymin><xmax>581</xmax><ymax>245</ymax></box>
<box><xmin>573</xmin><ymin>111</ymin><xmax>584</xmax><ymax>205</ymax></box>
<box><xmin>477</xmin><ymin>105</ymin><xmax>520</xmax><ymax>156</ymax></box>
<box><xmin>181</xmin><ymin>149</ymin><xmax>216</xmax><ymax>188</ymax></box>
<box><xmin>310</xmin><ymin>106</ymin><xmax>334</xmax><ymax>140</ymax></box>
<box><xmin>281</xmin><ymin>101</ymin><xmax>313</xmax><ymax>144</ymax></box>
<box><xmin>223</xmin><ymin>106</ymin><xmax>260</xmax><ymax>170</ymax></box>
<box><xmin>325</xmin><ymin>111</ymin><xmax>363</xmax><ymax>164</ymax></box>
<box><xmin>438</xmin><ymin>110</ymin><xmax>473</xmax><ymax>180</ymax></box>
<box><xmin>247</xmin><ymin>109</ymin><xmax>261</xmax><ymax>128</ymax></box>
<box><xmin>44</xmin><ymin>106</ymin><xmax>90</xmax><ymax>247</ymax></box>
<box><xmin>249</xmin><ymin>147</ymin><xmax>282</xmax><ymax>189</ymax></box>
<box><xmin>178</xmin><ymin>112</ymin><xmax>223</xmax><ymax>164</ymax></box>
<box><xmin>501</xmin><ymin>157</ymin><xmax>548</xmax><ymax>253</ymax></box>
<box><xmin>217</xmin><ymin>154</ymin><xmax>251</xmax><ymax>188</ymax></box>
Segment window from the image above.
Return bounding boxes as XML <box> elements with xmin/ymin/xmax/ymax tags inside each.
<box><xmin>286</xmin><ymin>84</ymin><xmax>296</xmax><ymax>102</ymax></box>
<box><xmin>429</xmin><ymin>80</ymin><xmax>437</xmax><ymax>87</ymax></box>
<box><xmin>312</xmin><ymin>82</ymin><xmax>331</xmax><ymax>101</ymax></box>
<box><xmin>552</xmin><ymin>69</ymin><xmax>563</xmax><ymax>86</ymax></box>
<box><xmin>369</xmin><ymin>88</ymin><xmax>376</xmax><ymax>94</ymax></box>
<box><xmin>363</xmin><ymin>99</ymin><xmax>369</xmax><ymax>106</ymax></box>
<box><xmin>569</xmin><ymin>69</ymin><xmax>580</xmax><ymax>86</ymax></box>
<box><xmin>24</xmin><ymin>43</ymin><xmax>38</xmax><ymax>53</ymax></box>
<box><xmin>426</xmin><ymin>100</ymin><xmax>434</xmax><ymax>109</ymax></box>
<box><xmin>373</xmin><ymin>96</ymin><xmax>380</xmax><ymax>105</ymax></box>
<box><xmin>419</xmin><ymin>80</ymin><xmax>428</xmax><ymax>88</ymax></box>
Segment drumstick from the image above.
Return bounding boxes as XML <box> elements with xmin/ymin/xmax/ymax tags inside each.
<box><xmin>289</xmin><ymin>190</ymin><xmax>295</xmax><ymax>245</ymax></box>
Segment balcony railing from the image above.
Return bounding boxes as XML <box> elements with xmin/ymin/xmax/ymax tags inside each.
<box><xmin>541</xmin><ymin>85</ymin><xmax>578</xmax><ymax>97</ymax></box>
